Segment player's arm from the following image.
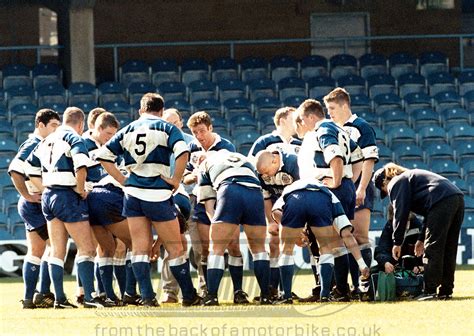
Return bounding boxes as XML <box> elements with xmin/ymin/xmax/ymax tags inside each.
<box><xmin>265</xmin><ymin>198</ymin><xmax>279</xmax><ymax>235</ymax></box>
<box><xmin>162</xmin><ymin>151</ymin><xmax>189</xmax><ymax>192</ymax></box>
<box><xmin>355</xmin><ymin>158</ymin><xmax>375</xmax><ymax>205</ymax></box>
<box><xmin>100</xmin><ymin>161</ymin><xmax>127</xmax><ymax>185</ymax></box>
<box><xmin>340</xmin><ymin>226</ymin><xmax>368</xmax><ymax>277</ymax></box>
<box><xmin>204</xmin><ymin>198</ymin><xmax>216</xmax><ymax>221</ymax></box>
<box><xmin>328</xmin><ymin>156</ymin><xmax>343</xmax><ymax>189</ymax></box>
<box><xmin>75</xmin><ymin>166</ymin><xmax>88</xmax><ymax>199</ymax></box>
<box><xmin>10</xmin><ymin>171</ymin><xmax>41</xmax><ymax>203</ymax></box>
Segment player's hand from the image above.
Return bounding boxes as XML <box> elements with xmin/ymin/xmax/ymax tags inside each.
<box><xmin>268</xmin><ymin>222</ymin><xmax>279</xmax><ymax>236</ymax></box>
<box><xmin>295</xmin><ymin>230</ymin><xmax>309</xmax><ymax>247</ymax></box>
<box><xmin>161</xmin><ymin>175</ymin><xmax>180</xmax><ymax>192</ymax></box>
<box><xmin>26</xmin><ymin>193</ymin><xmax>42</xmax><ymax>203</ymax></box>
<box><xmin>360</xmin><ymin>266</ymin><xmax>370</xmax><ymax>279</ymax></box>
<box><xmin>355</xmin><ymin>188</ymin><xmax>366</xmax><ymax>207</ymax></box>
<box><xmin>384</xmin><ymin>262</ymin><xmax>395</xmax><ymax>274</ymax></box>
<box><xmin>414</xmin><ymin>240</ymin><xmax>425</xmax><ymax>257</ymax></box>
<box><xmin>150</xmin><ymin>239</ymin><xmax>161</xmax><ymax>262</ymax></box>
<box><xmin>392</xmin><ymin>245</ymin><xmax>401</xmax><ymax>261</ymax></box>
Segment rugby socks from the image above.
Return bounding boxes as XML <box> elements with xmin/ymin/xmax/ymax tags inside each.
<box><xmin>206</xmin><ymin>254</ymin><xmax>225</xmax><ymax>295</ymax></box>
<box><xmin>23</xmin><ymin>255</ymin><xmax>41</xmax><ymax>300</ymax></box>
<box><xmin>348</xmin><ymin>254</ymin><xmax>360</xmax><ymax>288</ymax></box>
<box><xmin>349</xmin><ymin>243</ymin><xmax>372</xmax><ymax>289</ymax></box>
<box><xmin>253</xmin><ymin>252</ymin><xmax>270</xmax><ymax>297</ymax></box>
<box><xmin>311</xmin><ymin>256</ymin><xmax>320</xmax><ymax>286</ymax></box>
<box><xmin>113</xmin><ymin>257</ymin><xmax>127</xmax><ymax>297</ymax></box>
<box><xmin>270</xmin><ymin>258</ymin><xmax>280</xmax><ymax>291</ymax></box>
<box><xmin>39</xmin><ymin>258</ymin><xmax>52</xmax><ymax>294</ymax></box>
<box><xmin>49</xmin><ymin>257</ymin><xmax>66</xmax><ymax>302</ymax></box>
<box><xmin>95</xmin><ymin>260</ymin><xmax>105</xmax><ymax>296</ymax></box>
<box><xmin>360</xmin><ymin>244</ymin><xmax>373</xmax><ymax>270</ymax></box>
<box><xmin>228</xmin><ymin>255</ymin><xmax>243</xmax><ymax>292</ymax></box>
<box><xmin>169</xmin><ymin>255</ymin><xmax>196</xmax><ymax>300</ymax></box>
<box><xmin>318</xmin><ymin>254</ymin><xmax>335</xmax><ymax>298</ymax></box>
<box><xmin>201</xmin><ymin>256</ymin><xmax>208</xmax><ymax>286</ymax></box>
<box><xmin>125</xmin><ymin>252</ymin><xmax>137</xmax><ymax>296</ymax></box>
<box><xmin>333</xmin><ymin>247</ymin><xmax>350</xmax><ymax>295</ymax></box>
<box><xmin>131</xmin><ymin>254</ymin><xmax>154</xmax><ymax>300</ymax></box>
<box><xmin>278</xmin><ymin>254</ymin><xmax>294</xmax><ymax>299</ymax></box>
<box><xmin>77</xmin><ymin>255</ymin><xmax>95</xmax><ymax>301</ymax></box>
<box><xmin>98</xmin><ymin>257</ymin><xmax>117</xmax><ymax>300</ymax></box>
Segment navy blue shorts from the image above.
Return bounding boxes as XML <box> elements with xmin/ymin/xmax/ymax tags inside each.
<box><xmin>88</xmin><ymin>185</ymin><xmax>126</xmax><ymax>226</ymax></box>
<box><xmin>329</xmin><ymin>177</ymin><xmax>356</xmax><ymax>220</ymax></box>
<box><xmin>281</xmin><ymin>190</ymin><xmax>333</xmax><ymax>229</ymax></box>
<box><xmin>42</xmin><ymin>188</ymin><xmax>89</xmax><ymax>223</ymax></box>
<box><xmin>173</xmin><ymin>193</ymin><xmax>191</xmax><ymax>221</ymax></box>
<box><xmin>355</xmin><ymin>178</ymin><xmax>375</xmax><ymax>211</ymax></box>
<box><xmin>192</xmin><ymin>203</ymin><xmax>211</xmax><ymax>225</ymax></box>
<box><xmin>213</xmin><ymin>183</ymin><xmax>266</xmax><ymax>226</ymax></box>
<box><xmin>123</xmin><ymin>194</ymin><xmax>177</xmax><ymax>222</ymax></box>
<box><xmin>18</xmin><ymin>196</ymin><xmax>47</xmax><ymax>231</ymax></box>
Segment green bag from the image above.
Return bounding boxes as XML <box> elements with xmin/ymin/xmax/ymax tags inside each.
<box><xmin>376</xmin><ymin>271</ymin><xmax>396</xmax><ymax>301</ymax></box>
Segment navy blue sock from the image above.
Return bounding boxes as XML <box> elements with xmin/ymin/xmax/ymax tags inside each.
<box><xmin>278</xmin><ymin>254</ymin><xmax>294</xmax><ymax>299</ymax></box>
<box><xmin>170</xmin><ymin>257</ymin><xmax>196</xmax><ymax>300</ymax></box>
<box><xmin>99</xmin><ymin>258</ymin><xmax>117</xmax><ymax>300</ymax></box>
<box><xmin>23</xmin><ymin>256</ymin><xmax>41</xmax><ymax>300</ymax></box>
<box><xmin>113</xmin><ymin>258</ymin><xmax>127</xmax><ymax>297</ymax></box>
<box><xmin>228</xmin><ymin>256</ymin><xmax>243</xmax><ymax>292</ymax></box>
<box><xmin>49</xmin><ymin>257</ymin><xmax>66</xmax><ymax>302</ymax></box>
<box><xmin>95</xmin><ymin>262</ymin><xmax>105</xmax><ymax>295</ymax></box>
<box><xmin>270</xmin><ymin>258</ymin><xmax>280</xmax><ymax>291</ymax></box>
<box><xmin>253</xmin><ymin>252</ymin><xmax>270</xmax><ymax>297</ymax></box>
<box><xmin>334</xmin><ymin>252</ymin><xmax>350</xmax><ymax>294</ymax></box>
<box><xmin>361</xmin><ymin>247</ymin><xmax>373</xmax><ymax>270</ymax></box>
<box><xmin>319</xmin><ymin>254</ymin><xmax>335</xmax><ymax>298</ymax></box>
<box><xmin>39</xmin><ymin>260</ymin><xmax>51</xmax><ymax>294</ymax></box>
<box><xmin>348</xmin><ymin>254</ymin><xmax>360</xmax><ymax>288</ymax></box>
<box><xmin>206</xmin><ymin>254</ymin><xmax>225</xmax><ymax>296</ymax></box>
<box><xmin>125</xmin><ymin>256</ymin><xmax>137</xmax><ymax>296</ymax></box>
<box><xmin>311</xmin><ymin>256</ymin><xmax>320</xmax><ymax>286</ymax></box>
<box><xmin>77</xmin><ymin>256</ymin><xmax>95</xmax><ymax>301</ymax></box>
<box><xmin>201</xmin><ymin>257</ymin><xmax>208</xmax><ymax>286</ymax></box>
<box><xmin>131</xmin><ymin>255</ymin><xmax>154</xmax><ymax>300</ymax></box>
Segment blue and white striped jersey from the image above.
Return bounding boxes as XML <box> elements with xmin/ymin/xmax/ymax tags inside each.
<box><xmin>187</xmin><ymin>133</ymin><xmax>236</xmax><ymax>172</ymax></box>
<box><xmin>27</xmin><ymin>125</ymin><xmax>90</xmax><ymax>188</ymax></box>
<box><xmin>197</xmin><ymin>151</ymin><xmax>261</xmax><ymax>202</ymax></box>
<box><xmin>273</xmin><ymin>179</ymin><xmax>352</xmax><ymax>235</ymax></box>
<box><xmin>343</xmin><ymin>114</ymin><xmax>379</xmax><ymax>162</ymax></box>
<box><xmin>298</xmin><ymin>120</ymin><xmax>363</xmax><ymax>180</ymax></box>
<box><xmin>258</xmin><ymin>149</ymin><xmax>300</xmax><ymax>199</ymax></box>
<box><xmin>248</xmin><ymin>131</ymin><xmax>302</xmax><ymax>158</ymax></box>
<box><xmin>94</xmin><ymin>115</ymin><xmax>189</xmax><ymax>202</ymax></box>
<box><xmin>83</xmin><ymin>135</ymin><xmax>107</xmax><ymax>184</ymax></box>
<box><xmin>8</xmin><ymin>134</ymin><xmax>43</xmax><ymax>194</ymax></box>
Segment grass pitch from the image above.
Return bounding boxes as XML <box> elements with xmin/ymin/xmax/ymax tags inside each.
<box><xmin>1</xmin><ymin>268</ymin><xmax>473</xmax><ymax>336</ymax></box>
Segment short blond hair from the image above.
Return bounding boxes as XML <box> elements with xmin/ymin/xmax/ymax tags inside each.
<box><xmin>187</xmin><ymin>111</ymin><xmax>212</xmax><ymax>129</ymax></box>
<box><xmin>273</xmin><ymin>107</ymin><xmax>295</xmax><ymax>127</ymax></box>
<box><xmin>324</xmin><ymin>87</ymin><xmax>351</xmax><ymax>106</ymax></box>
<box><xmin>63</xmin><ymin>107</ymin><xmax>85</xmax><ymax>126</ymax></box>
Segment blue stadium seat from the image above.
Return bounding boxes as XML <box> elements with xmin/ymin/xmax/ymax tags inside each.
<box><xmin>454</xmin><ymin>142</ymin><xmax>474</xmax><ymax>166</ymax></box>
<box><xmin>0</xmin><ymin>121</ymin><xmax>14</xmax><ymax>139</ymax></box>
<box><xmin>217</xmin><ymin>79</ymin><xmax>246</xmax><ymax>101</ymax></box>
<box><xmin>419</xmin><ymin>51</ymin><xmax>449</xmax><ymax>78</ymax></box>
<box><xmin>450</xmin><ymin>177</ymin><xmax>469</xmax><ymax>195</ymax></box>
<box><xmin>8</xmin><ymin>212</ymin><xmax>23</xmax><ymax>231</ymax></box>
<box><xmin>222</xmin><ymin>97</ymin><xmax>252</xmax><ymax>118</ymax></box>
<box><xmin>32</xmin><ymin>63</ymin><xmax>61</xmax><ymax>89</ymax></box>
<box><xmin>157</xmin><ymin>81</ymin><xmax>186</xmax><ymax>101</ymax></box>
<box><xmin>388</xmin><ymin>52</ymin><xmax>417</xmax><ymax>79</ymax></box>
<box><xmin>127</xmin><ymin>82</ymin><xmax>156</xmax><ymax>105</ymax></box>
<box><xmin>367</xmin><ymin>74</ymin><xmax>396</xmax><ymax>98</ymax></box>
<box><xmin>350</xmin><ymin>94</ymin><xmax>372</xmax><ymax>113</ymax></box>
<box><xmin>427</xmin><ymin>71</ymin><xmax>456</xmax><ymax>96</ymax></box>
<box><xmin>377</xmin><ymin>144</ymin><xmax>393</xmax><ymax>163</ymax></box>
<box><xmin>464</xmin><ymin>197</ymin><xmax>474</xmax><ymax>214</ymax></box>
<box><xmin>283</xmin><ymin>96</ymin><xmax>306</xmax><ymax>108</ymax></box>
<box><xmin>2</xmin><ymin>64</ymin><xmax>31</xmax><ymax>89</ymax></box>
<box><xmin>151</xmin><ymin>58</ymin><xmax>180</xmax><ymax>87</ymax></box>
<box><xmin>209</xmin><ymin>115</ymin><xmax>228</xmax><ymax>134</ymax></box>
<box><xmin>381</xmin><ymin>109</ymin><xmax>410</xmax><ymax>128</ymax></box>
<box><xmin>188</xmin><ymin>79</ymin><xmax>217</xmax><ymax>104</ymax></box>
<box><xmin>359</xmin><ymin>53</ymin><xmax>387</xmax><ymax>79</ymax></box>
<box><xmin>40</xmin><ymin>102</ymin><xmax>67</xmax><ymax>114</ymax></box>
<box><xmin>247</xmin><ymin>78</ymin><xmax>276</xmax><ymax>101</ymax></box>
<box><xmin>9</xmin><ymin>103</ymin><xmax>37</xmax><ymax>124</ymax></box>
<box><xmin>75</xmin><ymin>101</ymin><xmax>98</xmax><ymax>113</ymax></box>
<box><xmin>397</xmin><ymin>73</ymin><xmax>426</xmax><ymax>98</ymax></box>
<box><xmin>464</xmin><ymin>161</ymin><xmax>474</xmax><ymax>179</ymax></box>
<box><xmin>371</xmin><ymin>126</ymin><xmax>386</xmax><ymax>143</ymax></box>
<box><xmin>464</xmin><ymin>91</ymin><xmax>474</xmax><ymax>110</ymax></box>
<box><xmin>386</xmin><ymin>125</ymin><xmax>417</xmax><ymax>146</ymax></box>
<box><xmin>300</xmin><ymin>55</ymin><xmax>328</xmax><ymax>80</ymax></box>
<box><xmin>370</xmin><ymin>214</ymin><xmax>386</xmax><ymax>230</ymax></box>
<box><xmin>0</xmin><ymin>138</ymin><xmax>18</xmax><ymax>158</ymax></box>
<box><xmin>431</xmin><ymin>160</ymin><xmax>461</xmax><ymax>178</ymax></box>
<box><xmin>181</xmin><ymin>58</ymin><xmax>209</xmax><ymax>86</ymax></box>
<box><xmin>393</xmin><ymin>143</ymin><xmax>424</xmax><ymax>161</ymax></box>
<box><xmin>423</xmin><ymin>143</ymin><xmax>454</xmax><ymax>163</ymax></box>
<box><xmin>98</xmin><ymin>81</ymin><xmax>127</xmax><ymax>105</ymax></box>
<box><xmin>403</xmin><ymin>92</ymin><xmax>433</xmax><ymax>114</ymax></box>
<box><xmin>410</xmin><ymin>108</ymin><xmax>440</xmax><ymax>128</ymax></box>
<box><xmin>211</xmin><ymin>57</ymin><xmax>238</xmax><ymax>82</ymax></box>
<box><xmin>329</xmin><ymin>54</ymin><xmax>357</xmax><ymax>80</ymax></box>
<box><xmin>37</xmin><ymin>82</ymin><xmax>67</xmax><ymax>106</ymax></box>
<box><xmin>12</xmin><ymin>223</ymin><xmax>26</xmax><ymax>239</ymax></box>
<box><xmin>400</xmin><ymin>159</ymin><xmax>429</xmax><ymax>170</ymax></box>
<box><xmin>464</xmin><ymin>213</ymin><xmax>474</xmax><ymax>228</ymax></box>
<box><xmin>233</xmin><ymin>130</ymin><xmax>260</xmax><ymax>155</ymax></box>
<box><xmin>164</xmin><ymin>98</ymin><xmax>192</xmax><ymax>114</ymax></box>
<box><xmin>14</xmin><ymin>120</ymin><xmax>35</xmax><ymax>142</ymax></box>
<box><xmin>252</xmin><ymin>96</ymin><xmax>281</xmax><ymax>117</ymax></box>
<box><xmin>458</xmin><ymin>70</ymin><xmax>474</xmax><ymax>95</ymax></box>
<box><xmin>192</xmin><ymin>98</ymin><xmax>221</xmax><ymax>115</ymax></box>
<box><xmin>417</xmin><ymin>125</ymin><xmax>447</xmax><ymax>146</ymax></box>
<box><xmin>228</xmin><ymin>114</ymin><xmax>258</xmax><ymax>135</ymax></box>
<box><xmin>258</xmin><ymin>114</ymin><xmax>275</xmax><ymax>131</ymax></box>
<box><xmin>2</xmin><ymin>189</ymin><xmax>20</xmax><ymax>213</ymax></box>
<box><xmin>68</xmin><ymin>82</ymin><xmax>97</xmax><ymax>105</ymax></box>
<box><xmin>5</xmin><ymin>85</ymin><xmax>35</xmax><ymax>109</ymax></box>
<box><xmin>119</xmin><ymin>60</ymin><xmax>150</xmax><ymax>86</ymax></box>
<box><xmin>270</xmin><ymin>55</ymin><xmax>298</xmax><ymax>84</ymax></box>
<box><xmin>356</xmin><ymin>110</ymin><xmax>378</xmax><ymax>127</ymax></box>
<box><xmin>0</xmin><ymin>155</ymin><xmax>12</xmax><ymax>175</ymax></box>
<box><xmin>240</xmin><ymin>57</ymin><xmax>269</xmax><ymax>83</ymax></box>
<box><xmin>278</xmin><ymin>77</ymin><xmax>306</xmax><ymax>101</ymax></box>
<box><xmin>447</xmin><ymin>124</ymin><xmax>474</xmax><ymax>147</ymax></box>
<box><xmin>433</xmin><ymin>91</ymin><xmax>462</xmax><ymax>112</ymax></box>
<box><xmin>307</xmin><ymin>76</ymin><xmax>335</xmax><ymax>99</ymax></box>
<box><xmin>337</xmin><ymin>75</ymin><xmax>367</xmax><ymax>96</ymax></box>
<box><xmin>0</xmin><ymin>173</ymin><xmax>13</xmax><ymax>195</ymax></box>
<box><xmin>103</xmin><ymin>101</ymin><xmax>132</xmax><ymax>114</ymax></box>
<box><xmin>373</xmin><ymin>93</ymin><xmax>402</xmax><ymax>114</ymax></box>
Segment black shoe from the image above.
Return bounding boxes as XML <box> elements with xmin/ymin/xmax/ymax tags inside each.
<box><xmin>259</xmin><ymin>294</ymin><xmax>273</xmax><ymax>305</ymax></box>
<box><xmin>437</xmin><ymin>294</ymin><xmax>453</xmax><ymax>300</ymax></box>
<box><xmin>33</xmin><ymin>292</ymin><xmax>55</xmax><ymax>308</ymax></box>
<box><xmin>415</xmin><ymin>292</ymin><xmax>437</xmax><ymax>301</ymax></box>
<box><xmin>122</xmin><ymin>293</ymin><xmax>141</xmax><ymax>306</ymax></box>
<box><xmin>21</xmin><ymin>299</ymin><xmax>36</xmax><ymax>309</ymax></box>
<box><xmin>75</xmin><ymin>294</ymin><xmax>84</xmax><ymax>305</ymax></box>
<box><xmin>273</xmin><ymin>297</ymin><xmax>293</xmax><ymax>305</ymax></box>
<box><xmin>233</xmin><ymin>290</ymin><xmax>250</xmax><ymax>304</ymax></box>
<box><xmin>291</xmin><ymin>292</ymin><xmax>300</xmax><ymax>300</ymax></box>
<box><xmin>54</xmin><ymin>298</ymin><xmax>78</xmax><ymax>309</ymax></box>
<box><xmin>201</xmin><ymin>294</ymin><xmax>219</xmax><ymax>306</ymax></box>
<box><xmin>182</xmin><ymin>293</ymin><xmax>201</xmax><ymax>307</ymax></box>
<box><xmin>140</xmin><ymin>297</ymin><xmax>160</xmax><ymax>307</ymax></box>
<box><xmin>298</xmin><ymin>286</ymin><xmax>321</xmax><ymax>303</ymax></box>
<box><xmin>331</xmin><ymin>288</ymin><xmax>351</xmax><ymax>302</ymax></box>
<box><xmin>104</xmin><ymin>297</ymin><xmax>123</xmax><ymax>307</ymax></box>
<box><xmin>320</xmin><ymin>296</ymin><xmax>330</xmax><ymax>302</ymax></box>
<box><xmin>84</xmin><ymin>296</ymin><xmax>114</xmax><ymax>308</ymax></box>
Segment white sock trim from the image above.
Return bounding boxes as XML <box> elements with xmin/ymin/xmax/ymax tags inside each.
<box><xmin>25</xmin><ymin>255</ymin><xmax>42</xmax><ymax>265</ymax></box>
<box><xmin>77</xmin><ymin>255</ymin><xmax>94</xmax><ymax>264</ymax></box>
<box><xmin>131</xmin><ymin>254</ymin><xmax>149</xmax><ymax>263</ymax></box>
<box><xmin>49</xmin><ymin>257</ymin><xmax>64</xmax><ymax>267</ymax></box>
<box><xmin>278</xmin><ymin>254</ymin><xmax>294</xmax><ymax>267</ymax></box>
<box><xmin>208</xmin><ymin>254</ymin><xmax>225</xmax><ymax>270</ymax></box>
<box><xmin>360</xmin><ymin>242</ymin><xmax>372</xmax><ymax>250</ymax></box>
<box><xmin>98</xmin><ymin>257</ymin><xmax>114</xmax><ymax>267</ymax></box>
<box><xmin>319</xmin><ymin>253</ymin><xmax>335</xmax><ymax>265</ymax></box>
<box><xmin>253</xmin><ymin>252</ymin><xmax>269</xmax><ymax>261</ymax></box>
<box><xmin>270</xmin><ymin>257</ymin><xmax>279</xmax><ymax>268</ymax></box>
<box><xmin>332</xmin><ymin>246</ymin><xmax>348</xmax><ymax>258</ymax></box>
<box><xmin>113</xmin><ymin>257</ymin><xmax>127</xmax><ymax>266</ymax></box>
<box><xmin>228</xmin><ymin>256</ymin><xmax>243</xmax><ymax>267</ymax></box>
<box><xmin>168</xmin><ymin>255</ymin><xmax>187</xmax><ymax>267</ymax></box>
<box><xmin>126</xmin><ymin>251</ymin><xmax>133</xmax><ymax>261</ymax></box>
<box><xmin>310</xmin><ymin>256</ymin><xmax>319</xmax><ymax>267</ymax></box>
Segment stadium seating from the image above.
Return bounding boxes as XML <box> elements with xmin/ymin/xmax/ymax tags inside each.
<box><xmin>217</xmin><ymin>79</ymin><xmax>246</xmax><ymax>101</ymax></box>
<box><xmin>307</xmin><ymin>76</ymin><xmax>335</xmax><ymax>99</ymax></box>
<box><xmin>188</xmin><ymin>79</ymin><xmax>217</xmax><ymax>104</ymax></box>
<box><xmin>247</xmin><ymin>78</ymin><xmax>276</xmax><ymax>101</ymax></box>
<box><xmin>419</xmin><ymin>51</ymin><xmax>449</xmax><ymax>77</ymax></box>
<box><xmin>300</xmin><ymin>55</ymin><xmax>328</xmax><ymax>80</ymax></box>
<box><xmin>367</xmin><ymin>74</ymin><xmax>396</xmax><ymax>98</ymax></box>
<box><xmin>458</xmin><ymin>70</ymin><xmax>474</xmax><ymax>95</ymax></box>
<box><xmin>337</xmin><ymin>75</ymin><xmax>366</xmax><ymax>96</ymax></box>
<box><xmin>359</xmin><ymin>53</ymin><xmax>387</xmax><ymax>79</ymax></box>
<box><xmin>2</xmin><ymin>64</ymin><xmax>31</xmax><ymax>89</ymax></box>
<box><xmin>32</xmin><ymin>63</ymin><xmax>62</xmax><ymax>89</ymax></box>
<box><xmin>397</xmin><ymin>73</ymin><xmax>426</xmax><ymax>97</ymax></box>
<box><xmin>151</xmin><ymin>59</ymin><xmax>180</xmax><ymax>86</ymax></box>
<box><xmin>388</xmin><ymin>52</ymin><xmax>418</xmax><ymax>79</ymax></box>
<box><xmin>119</xmin><ymin>60</ymin><xmax>150</xmax><ymax>87</ymax></box>
<box><xmin>329</xmin><ymin>54</ymin><xmax>358</xmax><ymax>80</ymax></box>
<box><xmin>211</xmin><ymin>57</ymin><xmax>239</xmax><ymax>82</ymax></box>
<box><xmin>158</xmin><ymin>81</ymin><xmax>187</xmax><ymax>101</ymax></box>
<box><xmin>270</xmin><ymin>55</ymin><xmax>298</xmax><ymax>84</ymax></box>
<box><xmin>427</xmin><ymin>71</ymin><xmax>456</xmax><ymax>96</ymax></box>
<box><xmin>278</xmin><ymin>77</ymin><xmax>306</xmax><ymax>101</ymax></box>
<box><xmin>68</xmin><ymin>82</ymin><xmax>97</xmax><ymax>105</ymax></box>
<box><xmin>241</xmin><ymin>57</ymin><xmax>269</xmax><ymax>83</ymax></box>
<box><xmin>181</xmin><ymin>58</ymin><xmax>209</xmax><ymax>86</ymax></box>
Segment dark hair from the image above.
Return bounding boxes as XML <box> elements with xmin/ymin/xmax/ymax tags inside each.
<box><xmin>140</xmin><ymin>93</ymin><xmax>164</xmax><ymax>113</ymax></box>
<box><xmin>35</xmin><ymin>109</ymin><xmax>61</xmax><ymax>128</ymax></box>
<box><xmin>297</xmin><ymin>99</ymin><xmax>325</xmax><ymax>119</ymax></box>
<box><xmin>324</xmin><ymin>87</ymin><xmax>351</xmax><ymax>106</ymax></box>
